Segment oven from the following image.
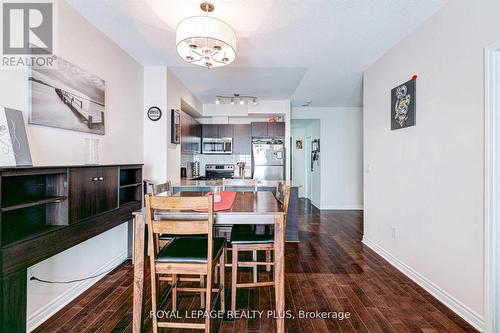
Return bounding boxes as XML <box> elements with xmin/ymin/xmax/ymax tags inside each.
<box><xmin>202</xmin><ymin>137</ymin><xmax>233</xmax><ymax>154</ymax></box>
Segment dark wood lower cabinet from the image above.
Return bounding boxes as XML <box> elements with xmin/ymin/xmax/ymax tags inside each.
<box><xmin>69</xmin><ymin>167</ymin><xmax>119</xmax><ymax>223</ymax></box>
<box><xmin>0</xmin><ymin>164</ymin><xmax>142</xmax><ymax>332</ymax></box>
<box><xmin>1</xmin><ymin>268</ymin><xmax>27</xmax><ymax>333</ymax></box>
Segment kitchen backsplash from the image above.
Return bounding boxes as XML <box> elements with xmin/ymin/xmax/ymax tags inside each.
<box><xmin>181</xmin><ymin>153</ymin><xmax>252</xmax><ymax>177</ymax></box>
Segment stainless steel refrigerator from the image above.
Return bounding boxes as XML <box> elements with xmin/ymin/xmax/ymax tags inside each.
<box><xmin>252</xmin><ymin>138</ymin><xmax>285</xmax><ymax>180</ymax></box>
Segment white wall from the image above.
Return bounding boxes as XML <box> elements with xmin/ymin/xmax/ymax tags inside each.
<box><xmin>291</xmin><ymin>126</ymin><xmax>307</xmax><ymax>197</ymax></box>
<box><xmin>166</xmin><ymin>69</ymin><xmax>203</xmax><ymax>184</ymax></box>
<box><xmin>363</xmin><ymin>1</ymin><xmax>500</xmax><ymax>330</ymax></box>
<box><xmin>292</xmin><ymin>120</ymin><xmax>321</xmax><ymax>205</ymax></box>
<box><xmin>0</xmin><ymin>1</ymin><xmax>143</xmax><ymax>330</ymax></box>
<box><xmin>143</xmin><ymin>67</ymin><xmax>167</xmax><ymax>182</ymax></box>
<box><xmin>292</xmin><ymin>107</ymin><xmax>363</xmax><ymax>209</ymax></box>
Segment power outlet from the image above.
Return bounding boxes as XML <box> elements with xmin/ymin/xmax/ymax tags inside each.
<box><xmin>391</xmin><ymin>227</ymin><xmax>397</xmax><ymax>239</ymax></box>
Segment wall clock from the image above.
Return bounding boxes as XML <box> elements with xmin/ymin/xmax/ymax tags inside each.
<box><xmin>147</xmin><ymin>106</ymin><xmax>162</xmax><ymax>121</ymax></box>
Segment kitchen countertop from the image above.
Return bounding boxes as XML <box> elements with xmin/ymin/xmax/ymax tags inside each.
<box><xmin>174</xmin><ymin>179</ymin><xmax>300</xmax><ymax>188</ymax></box>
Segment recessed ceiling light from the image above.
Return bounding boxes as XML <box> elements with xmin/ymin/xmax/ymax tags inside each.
<box><xmin>239</xmin><ymin>99</ymin><xmax>245</xmax><ymax>105</ymax></box>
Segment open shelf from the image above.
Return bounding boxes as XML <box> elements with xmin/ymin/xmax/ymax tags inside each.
<box><xmin>2</xmin><ymin>224</ymin><xmax>64</xmax><ymax>247</ymax></box>
<box><xmin>1</xmin><ymin>172</ymin><xmax>68</xmax><ymax>247</ymax></box>
<box><xmin>120</xmin><ymin>168</ymin><xmax>141</xmax><ymax>187</ymax></box>
<box><xmin>119</xmin><ymin>182</ymin><xmax>141</xmax><ymax>189</ymax></box>
<box><xmin>1</xmin><ymin>196</ymin><xmax>67</xmax><ymax>212</ymax></box>
<box><xmin>119</xmin><ymin>167</ymin><xmax>142</xmax><ymax>206</ymax></box>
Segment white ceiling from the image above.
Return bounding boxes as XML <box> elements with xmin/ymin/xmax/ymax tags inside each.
<box><xmin>66</xmin><ymin>0</ymin><xmax>446</xmax><ymax>107</ymax></box>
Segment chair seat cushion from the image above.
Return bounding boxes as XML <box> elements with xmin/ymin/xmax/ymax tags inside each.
<box><xmin>156</xmin><ymin>237</ymin><xmax>226</xmax><ymax>263</ymax></box>
<box><xmin>230</xmin><ymin>225</ymin><xmax>274</xmax><ymax>244</ymax></box>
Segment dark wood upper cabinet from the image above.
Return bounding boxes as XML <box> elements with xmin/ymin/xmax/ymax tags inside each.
<box><xmin>180</xmin><ymin>112</ymin><xmax>201</xmax><ymax>153</ymax></box>
<box><xmin>218</xmin><ymin>124</ymin><xmax>234</xmax><ymax>138</ymax></box>
<box><xmin>69</xmin><ymin>167</ymin><xmax>118</xmax><ymax>223</ymax></box>
<box><xmin>251</xmin><ymin>122</ymin><xmax>285</xmax><ymax>137</ymax></box>
<box><xmin>232</xmin><ymin>124</ymin><xmax>251</xmax><ymax>155</ymax></box>
<box><xmin>202</xmin><ymin>124</ymin><xmax>218</xmax><ymax>138</ymax></box>
<box><xmin>251</xmin><ymin>122</ymin><xmax>268</xmax><ymax>137</ymax></box>
<box><xmin>202</xmin><ymin>124</ymin><xmax>234</xmax><ymax>139</ymax></box>
<box><xmin>268</xmin><ymin>122</ymin><xmax>286</xmax><ymax>137</ymax></box>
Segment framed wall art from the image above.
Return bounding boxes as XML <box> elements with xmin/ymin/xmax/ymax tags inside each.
<box><xmin>0</xmin><ymin>107</ymin><xmax>32</xmax><ymax>167</ymax></box>
<box><xmin>171</xmin><ymin>109</ymin><xmax>181</xmax><ymax>144</ymax></box>
<box><xmin>391</xmin><ymin>76</ymin><xmax>416</xmax><ymax>130</ymax></box>
<box><xmin>29</xmin><ymin>56</ymin><xmax>106</xmax><ymax>135</ymax></box>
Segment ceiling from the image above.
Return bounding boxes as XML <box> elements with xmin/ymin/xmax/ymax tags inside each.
<box><xmin>66</xmin><ymin>0</ymin><xmax>446</xmax><ymax>107</ymax></box>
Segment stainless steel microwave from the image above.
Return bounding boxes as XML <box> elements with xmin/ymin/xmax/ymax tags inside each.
<box><xmin>202</xmin><ymin>137</ymin><xmax>233</xmax><ymax>154</ymax></box>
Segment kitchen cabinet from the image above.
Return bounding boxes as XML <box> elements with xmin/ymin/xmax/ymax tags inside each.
<box><xmin>251</xmin><ymin>122</ymin><xmax>285</xmax><ymax>137</ymax></box>
<box><xmin>232</xmin><ymin>124</ymin><xmax>251</xmax><ymax>154</ymax></box>
<box><xmin>268</xmin><ymin>122</ymin><xmax>286</xmax><ymax>137</ymax></box>
<box><xmin>181</xmin><ymin>111</ymin><xmax>201</xmax><ymax>153</ymax></box>
<box><xmin>218</xmin><ymin>124</ymin><xmax>234</xmax><ymax>138</ymax></box>
<box><xmin>202</xmin><ymin>124</ymin><xmax>233</xmax><ymax>139</ymax></box>
<box><xmin>69</xmin><ymin>167</ymin><xmax>118</xmax><ymax>222</ymax></box>
<box><xmin>251</xmin><ymin>122</ymin><xmax>268</xmax><ymax>137</ymax></box>
<box><xmin>202</xmin><ymin>124</ymin><xmax>218</xmax><ymax>138</ymax></box>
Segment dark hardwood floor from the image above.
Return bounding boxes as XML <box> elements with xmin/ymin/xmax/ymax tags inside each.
<box><xmin>33</xmin><ymin>199</ymin><xmax>478</xmax><ymax>333</ymax></box>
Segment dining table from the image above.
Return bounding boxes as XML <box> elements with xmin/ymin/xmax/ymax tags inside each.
<box><xmin>131</xmin><ymin>191</ymin><xmax>286</xmax><ymax>333</ymax></box>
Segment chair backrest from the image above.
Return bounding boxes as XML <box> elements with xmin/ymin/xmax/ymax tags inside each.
<box><xmin>222</xmin><ymin>178</ymin><xmax>257</xmax><ymax>192</ymax></box>
<box><xmin>145</xmin><ymin>194</ymin><xmax>214</xmax><ymax>261</ymax></box>
<box><xmin>152</xmin><ymin>181</ymin><xmax>171</xmax><ymax>195</ymax></box>
<box><xmin>280</xmin><ymin>185</ymin><xmax>291</xmax><ymax>229</ymax></box>
<box><xmin>144</xmin><ymin>180</ymin><xmax>172</xmax><ymax>196</ymax></box>
<box><xmin>275</xmin><ymin>182</ymin><xmax>286</xmax><ymax>203</ymax></box>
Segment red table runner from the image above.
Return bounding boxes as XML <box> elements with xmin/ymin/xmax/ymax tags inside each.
<box><xmin>193</xmin><ymin>191</ymin><xmax>237</xmax><ymax>212</ymax></box>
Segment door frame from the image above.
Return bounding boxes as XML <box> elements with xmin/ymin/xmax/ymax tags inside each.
<box><xmin>485</xmin><ymin>41</ymin><xmax>500</xmax><ymax>333</ymax></box>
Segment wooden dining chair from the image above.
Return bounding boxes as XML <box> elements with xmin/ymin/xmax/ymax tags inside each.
<box><xmin>148</xmin><ymin>182</ymin><xmax>212</xmax><ymax>308</ymax></box>
<box><xmin>230</xmin><ymin>185</ymin><xmax>290</xmax><ymax>313</ymax></box>
<box><xmin>145</xmin><ymin>194</ymin><xmax>226</xmax><ymax>333</ymax></box>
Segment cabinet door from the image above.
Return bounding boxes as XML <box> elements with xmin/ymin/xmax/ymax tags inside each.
<box><xmin>268</xmin><ymin>122</ymin><xmax>285</xmax><ymax>137</ymax></box>
<box><xmin>218</xmin><ymin>124</ymin><xmax>233</xmax><ymax>138</ymax></box>
<box><xmin>233</xmin><ymin>124</ymin><xmax>251</xmax><ymax>154</ymax></box>
<box><xmin>94</xmin><ymin>167</ymin><xmax>119</xmax><ymax>215</ymax></box>
<box><xmin>193</xmin><ymin>123</ymin><xmax>202</xmax><ymax>153</ymax></box>
<box><xmin>70</xmin><ymin>167</ymin><xmax>118</xmax><ymax>222</ymax></box>
<box><xmin>202</xmin><ymin>124</ymin><xmax>218</xmax><ymax>138</ymax></box>
<box><xmin>251</xmin><ymin>122</ymin><xmax>268</xmax><ymax>137</ymax></box>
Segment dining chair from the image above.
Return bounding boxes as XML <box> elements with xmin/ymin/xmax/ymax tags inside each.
<box><xmin>146</xmin><ymin>181</ymin><xmax>209</xmax><ymax>308</ymax></box>
<box><xmin>222</xmin><ymin>178</ymin><xmax>258</xmax><ymax>192</ymax></box>
<box><xmin>145</xmin><ymin>194</ymin><xmax>226</xmax><ymax>333</ymax></box>
<box><xmin>230</xmin><ymin>184</ymin><xmax>290</xmax><ymax>313</ymax></box>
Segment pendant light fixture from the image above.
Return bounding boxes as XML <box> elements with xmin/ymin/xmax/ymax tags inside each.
<box><xmin>176</xmin><ymin>2</ymin><xmax>237</xmax><ymax>69</ymax></box>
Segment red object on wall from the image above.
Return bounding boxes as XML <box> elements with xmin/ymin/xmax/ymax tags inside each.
<box><xmin>412</xmin><ymin>75</ymin><xmax>418</xmax><ymax>80</ymax></box>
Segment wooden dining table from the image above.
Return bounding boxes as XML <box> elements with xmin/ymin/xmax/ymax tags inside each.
<box><xmin>132</xmin><ymin>191</ymin><xmax>286</xmax><ymax>333</ymax></box>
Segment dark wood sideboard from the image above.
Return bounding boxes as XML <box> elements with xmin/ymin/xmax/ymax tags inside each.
<box><xmin>0</xmin><ymin>164</ymin><xmax>142</xmax><ymax>332</ymax></box>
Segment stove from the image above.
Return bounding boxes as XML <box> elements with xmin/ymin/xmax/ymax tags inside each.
<box><xmin>192</xmin><ymin>164</ymin><xmax>234</xmax><ymax>180</ymax></box>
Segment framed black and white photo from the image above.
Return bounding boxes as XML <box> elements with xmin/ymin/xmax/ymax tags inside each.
<box><xmin>0</xmin><ymin>107</ymin><xmax>32</xmax><ymax>167</ymax></box>
<box><xmin>171</xmin><ymin>109</ymin><xmax>181</xmax><ymax>144</ymax></box>
<box><xmin>29</xmin><ymin>56</ymin><xmax>106</xmax><ymax>135</ymax></box>
<box><xmin>391</xmin><ymin>78</ymin><xmax>416</xmax><ymax>130</ymax></box>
